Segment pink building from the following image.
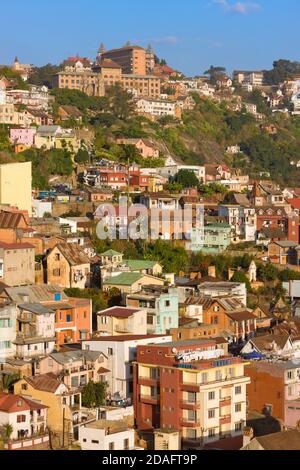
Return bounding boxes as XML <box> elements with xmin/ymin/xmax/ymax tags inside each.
<box><xmin>10</xmin><ymin>128</ymin><xmax>37</xmax><ymax>147</ymax></box>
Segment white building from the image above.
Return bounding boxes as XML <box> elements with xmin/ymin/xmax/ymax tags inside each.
<box><xmin>136</xmin><ymin>98</ymin><xmax>180</xmax><ymax>118</ymax></box>
<box><xmin>0</xmin><ymin>304</ymin><xmax>17</xmax><ymax>360</ymax></box>
<box><xmin>79</xmin><ymin>420</ymin><xmax>136</xmax><ymax>451</ymax></box>
<box><xmin>218</xmin><ymin>205</ymin><xmax>257</xmax><ymax>243</ymax></box>
<box><xmin>0</xmin><ymin>393</ymin><xmax>48</xmax><ymax>442</ymax></box>
<box><xmin>198</xmin><ymin>282</ymin><xmax>247</xmax><ymax>306</ymax></box>
<box><xmin>82</xmin><ymin>335</ymin><xmax>171</xmax><ymax>399</ymax></box>
<box><xmin>157</xmin><ymin>164</ymin><xmax>205</xmax><ymax>182</ymax></box>
<box><xmin>33</xmin><ymin>200</ymin><xmax>52</xmax><ymax>218</ymax></box>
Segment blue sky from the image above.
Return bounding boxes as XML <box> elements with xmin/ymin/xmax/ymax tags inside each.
<box><xmin>1</xmin><ymin>0</ymin><xmax>299</xmax><ymax>76</ymax></box>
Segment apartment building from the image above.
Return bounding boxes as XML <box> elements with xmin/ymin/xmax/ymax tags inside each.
<box><xmin>14</xmin><ymin>303</ymin><xmax>56</xmax><ymax>360</ymax></box>
<box><xmin>136</xmin><ymin>98</ymin><xmax>181</xmax><ymax>118</ymax></box>
<box><xmin>54</xmin><ymin>71</ymin><xmax>105</xmax><ymax>97</ymax></box>
<box><xmin>218</xmin><ymin>205</ymin><xmax>257</xmax><ymax>243</ymax></box>
<box><xmin>246</xmin><ymin>360</ymin><xmax>300</xmax><ymax>428</ymax></box>
<box><xmin>233</xmin><ymin>70</ymin><xmax>265</xmax><ymax>88</ymax></box>
<box><xmin>133</xmin><ymin>340</ymin><xmax>250</xmax><ymax>447</ymax></box>
<box><xmin>122</xmin><ymin>75</ymin><xmax>161</xmax><ymax>98</ymax></box>
<box><xmin>100</xmin><ymin>45</ymin><xmax>147</xmax><ymax>75</ymax></box>
<box><xmin>127</xmin><ymin>286</ymin><xmax>179</xmax><ymax>335</ymax></box>
<box><xmin>82</xmin><ymin>335</ymin><xmax>172</xmax><ymax>399</ymax></box>
<box><xmin>0</xmin><ymin>161</ymin><xmax>32</xmax><ymax>216</ymax></box>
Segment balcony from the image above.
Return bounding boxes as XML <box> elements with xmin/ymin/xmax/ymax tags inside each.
<box><xmin>140</xmin><ymin>395</ymin><xmax>159</xmax><ymax>405</ymax></box>
<box><xmin>114</xmin><ymin>325</ymin><xmax>133</xmax><ymax>334</ymax></box>
<box><xmin>139</xmin><ymin>376</ymin><xmax>159</xmax><ymax>387</ymax></box>
<box><xmin>180</xmin><ymin>418</ymin><xmax>201</xmax><ymax>428</ymax></box>
<box><xmin>180</xmin><ymin>400</ymin><xmax>201</xmax><ymax>410</ymax></box>
<box><xmin>220</xmin><ymin>397</ymin><xmax>231</xmax><ymax>407</ymax></box>
<box><xmin>181</xmin><ymin>383</ymin><xmax>201</xmax><ymax>393</ymax></box>
<box><xmin>220</xmin><ymin>415</ymin><xmax>231</xmax><ymax>426</ymax></box>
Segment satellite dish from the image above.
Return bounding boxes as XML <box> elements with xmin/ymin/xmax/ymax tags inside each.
<box><xmin>172</xmin><ymin>348</ymin><xmax>178</xmax><ymax>354</ymax></box>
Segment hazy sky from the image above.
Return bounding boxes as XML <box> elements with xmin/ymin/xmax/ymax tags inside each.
<box><xmin>1</xmin><ymin>0</ymin><xmax>299</xmax><ymax>75</ymax></box>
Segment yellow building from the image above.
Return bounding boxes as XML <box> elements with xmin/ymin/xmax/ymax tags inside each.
<box><xmin>0</xmin><ymin>161</ymin><xmax>32</xmax><ymax>216</ymax></box>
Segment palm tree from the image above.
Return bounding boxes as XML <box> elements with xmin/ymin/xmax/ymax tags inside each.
<box><xmin>2</xmin><ymin>423</ymin><xmax>13</xmax><ymax>442</ymax></box>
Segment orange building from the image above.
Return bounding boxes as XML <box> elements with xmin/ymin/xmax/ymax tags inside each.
<box><xmin>50</xmin><ymin>297</ymin><xmax>92</xmax><ymax>345</ymax></box>
<box><xmin>101</xmin><ymin>45</ymin><xmax>147</xmax><ymax>75</ymax></box>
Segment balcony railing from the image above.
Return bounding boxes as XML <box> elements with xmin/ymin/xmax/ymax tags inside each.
<box><xmin>180</xmin><ymin>418</ymin><xmax>201</xmax><ymax>428</ymax></box>
<box><xmin>219</xmin><ymin>415</ymin><xmax>231</xmax><ymax>426</ymax></box>
<box><xmin>180</xmin><ymin>400</ymin><xmax>201</xmax><ymax>409</ymax></box>
<box><xmin>140</xmin><ymin>395</ymin><xmax>159</xmax><ymax>404</ymax></box>
<box><xmin>114</xmin><ymin>325</ymin><xmax>133</xmax><ymax>334</ymax></box>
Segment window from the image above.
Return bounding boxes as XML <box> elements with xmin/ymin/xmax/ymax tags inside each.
<box><xmin>208</xmin><ymin>429</ymin><xmax>216</xmax><ymax>438</ymax></box>
<box><xmin>235</xmin><ymin>403</ymin><xmax>242</xmax><ymax>413</ymax></box>
<box><xmin>188</xmin><ymin>410</ymin><xmax>196</xmax><ymax>422</ymax></box>
<box><xmin>287</xmin><ymin>371</ymin><xmax>293</xmax><ymax>380</ymax></box>
<box><xmin>235</xmin><ymin>386</ymin><xmax>242</xmax><ymax>395</ymax></box>
<box><xmin>216</xmin><ymin>370</ymin><xmax>222</xmax><ymax>381</ymax></box>
<box><xmin>21</xmin><ymin>384</ymin><xmax>28</xmax><ymax>391</ymax></box>
<box><xmin>235</xmin><ymin>422</ymin><xmax>243</xmax><ymax>432</ymax></box>
<box><xmin>53</xmin><ymin>268</ymin><xmax>61</xmax><ymax>277</ymax></box>
<box><xmin>208</xmin><ymin>409</ymin><xmax>215</xmax><ymax>419</ymax></box>
<box><xmin>165</xmin><ymin>301</ymin><xmax>170</xmax><ymax>307</ymax></box>
<box><xmin>208</xmin><ymin>391</ymin><xmax>215</xmax><ymax>401</ymax></box>
<box><xmin>91</xmin><ymin>440</ymin><xmax>99</xmax><ymax>444</ymax></box>
<box><xmin>55</xmin><ymin>253</ymin><xmax>60</xmax><ymax>261</ymax></box>
<box><xmin>108</xmin><ymin>348</ymin><xmax>113</xmax><ymax>356</ymax></box>
<box><xmin>109</xmin><ymin>442</ymin><xmax>115</xmax><ymax>450</ymax></box>
<box><xmin>124</xmin><ymin>438</ymin><xmax>130</xmax><ymax>450</ymax></box>
<box><xmin>201</xmin><ymin>373</ymin><xmax>208</xmax><ymax>383</ymax></box>
<box><xmin>66</xmin><ymin>314</ymin><xmax>72</xmax><ymax>323</ymax></box>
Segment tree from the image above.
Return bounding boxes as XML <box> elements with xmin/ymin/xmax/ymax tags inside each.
<box><xmin>264</xmin><ymin>59</ymin><xmax>300</xmax><ymax>86</ymax></box>
<box><xmin>29</xmin><ymin>64</ymin><xmax>62</xmax><ymax>88</ymax></box>
<box><xmin>173</xmin><ymin>169</ymin><xmax>200</xmax><ymax>189</ymax></box>
<box><xmin>81</xmin><ymin>381</ymin><xmax>107</xmax><ymax>408</ymax></box>
<box><xmin>204</xmin><ymin>66</ymin><xmax>226</xmax><ymax>83</ymax></box>
<box><xmin>75</xmin><ymin>149</ymin><xmax>89</xmax><ymax>164</ymax></box>
<box><xmin>106</xmin><ymin>84</ymin><xmax>134</xmax><ymax>120</ymax></box>
<box><xmin>1</xmin><ymin>423</ymin><xmax>13</xmax><ymax>442</ymax></box>
<box><xmin>231</xmin><ymin>271</ymin><xmax>251</xmax><ymax>292</ymax></box>
<box><xmin>0</xmin><ymin>373</ymin><xmax>20</xmax><ymax>392</ymax></box>
<box><xmin>257</xmin><ymin>263</ymin><xmax>278</xmax><ymax>282</ymax></box>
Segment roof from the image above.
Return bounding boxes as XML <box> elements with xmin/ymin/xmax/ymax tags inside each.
<box><xmin>25</xmin><ymin>373</ymin><xmax>65</xmax><ymax>393</ymax></box>
<box><xmin>0</xmin><ymin>393</ymin><xmax>48</xmax><ymax>413</ymax></box>
<box><xmin>103</xmin><ymin>272</ymin><xmax>143</xmax><ymax>286</ymax></box>
<box><xmin>83</xmin><ymin>335</ymin><xmax>168</xmax><ymax>343</ymax></box>
<box><xmin>255</xmin><ymin>430</ymin><xmax>300</xmax><ymax>450</ymax></box>
<box><xmin>5</xmin><ymin>284</ymin><xmax>68</xmax><ymax>304</ymax></box>
<box><xmin>59</xmin><ymin>105</ymin><xmax>83</xmax><ymax>118</ymax></box>
<box><xmin>248</xmin><ymin>334</ymin><xmax>291</xmax><ymax>352</ymax></box>
<box><xmin>97</xmin><ymin>307</ymin><xmax>142</xmax><ymax>318</ymax></box>
<box><xmin>123</xmin><ymin>259</ymin><xmax>158</xmax><ymax>271</ymax></box>
<box><xmin>49</xmin><ymin>350</ymin><xmax>104</xmax><ymax>365</ymax></box>
<box><xmin>0</xmin><ymin>242</ymin><xmax>34</xmax><ymax>250</ymax></box>
<box><xmin>18</xmin><ymin>303</ymin><xmax>55</xmax><ymax>315</ymax></box>
<box><xmin>53</xmin><ymin>243</ymin><xmax>90</xmax><ymax>266</ymax></box>
<box><xmin>98</xmin><ymin>59</ymin><xmax>122</xmax><ymax>69</ymax></box>
<box><xmin>271</xmin><ymin>241</ymin><xmax>297</xmax><ymax>248</ymax></box>
<box><xmin>226</xmin><ymin>311</ymin><xmax>257</xmax><ymax>322</ymax></box>
<box><xmin>86</xmin><ymin>419</ymin><xmax>129</xmax><ymax>434</ymax></box>
<box><xmin>0</xmin><ymin>211</ymin><xmax>27</xmax><ymax>229</ymax></box>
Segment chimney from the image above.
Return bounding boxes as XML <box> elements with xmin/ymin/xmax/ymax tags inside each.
<box><xmin>208</xmin><ymin>266</ymin><xmax>216</xmax><ymax>278</ymax></box>
<box><xmin>243</xmin><ymin>427</ymin><xmax>254</xmax><ymax>448</ymax></box>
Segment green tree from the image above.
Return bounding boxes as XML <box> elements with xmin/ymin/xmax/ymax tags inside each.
<box><xmin>81</xmin><ymin>381</ymin><xmax>107</xmax><ymax>408</ymax></box>
<box><xmin>173</xmin><ymin>169</ymin><xmax>200</xmax><ymax>189</ymax></box>
<box><xmin>106</xmin><ymin>84</ymin><xmax>134</xmax><ymax>120</ymax></box>
<box><xmin>1</xmin><ymin>423</ymin><xmax>13</xmax><ymax>443</ymax></box>
<box><xmin>75</xmin><ymin>149</ymin><xmax>89</xmax><ymax>164</ymax></box>
<box><xmin>257</xmin><ymin>263</ymin><xmax>278</xmax><ymax>282</ymax></box>
<box><xmin>231</xmin><ymin>271</ymin><xmax>251</xmax><ymax>292</ymax></box>
<box><xmin>29</xmin><ymin>64</ymin><xmax>62</xmax><ymax>88</ymax></box>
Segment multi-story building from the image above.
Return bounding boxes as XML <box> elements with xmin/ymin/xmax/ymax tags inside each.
<box><xmin>100</xmin><ymin>45</ymin><xmax>147</xmax><ymax>75</ymax></box>
<box><xmin>136</xmin><ymin>97</ymin><xmax>181</xmax><ymax>118</ymax></box>
<box><xmin>122</xmin><ymin>75</ymin><xmax>161</xmax><ymax>98</ymax></box>
<box><xmin>127</xmin><ymin>286</ymin><xmax>179</xmax><ymax>335</ymax></box>
<box><xmin>188</xmin><ymin>223</ymin><xmax>232</xmax><ymax>254</ymax></box>
<box><xmin>35</xmin><ymin>125</ymin><xmax>81</xmax><ymax>153</ymax></box>
<box><xmin>0</xmin><ymin>303</ymin><xmax>17</xmax><ymax>359</ymax></box>
<box><xmin>37</xmin><ymin>350</ymin><xmax>109</xmax><ymax>387</ymax></box>
<box><xmin>233</xmin><ymin>70</ymin><xmax>265</xmax><ymax>88</ymax></box>
<box><xmin>0</xmin><ymin>242</ymin><xmax>35</xmax><ymax>286</ymax></box>
<box><xmin>246</xmin><ymin>360</ymin><xmax>300</xmax><ymax>428</ymax></box>
<box><xmin>10</xmin><ymin>128</ymin><xmax>37</xmax><ymax>147</ymax></box>
<box><xmin>0</xmin><ymin>393</ymin><xmax>48</xmax><ymax>449</ymax></box>
<box><xmin>54</xmin><ymin>70</ymin><xmax>105</xmax><ymax>96</ymax></box>
<box><xmin>0</xmin><ymin>162</ymin><xmax>32</xmax><ymax>216</ymax></box>
<box><xmin>46</xmin><ymin>243</ymin><xmax>91</xmax><ymax>290</ymax></box>
<box><xmin>14</xmin><ymin>302</ymin><xmax>56</xmax><ymax>360</ymax></box>
<box><xmin>96</xmin><ymin>306</ymin><xmax>148</xmax><ymax>336</ymax></box>
<box><xmin>82</xmin><ymin>335</ymin><xmax>172</xmax><ymax>399</ymax></box>
<box><xmin>218</xmin><ymin>205</ymin><xmax>257</xmax><ymax>243</ymax></box>
<box><xmin>133</xmin><ymin>340</ymin><xmax>250</xmax><ymax>447</ymax></box>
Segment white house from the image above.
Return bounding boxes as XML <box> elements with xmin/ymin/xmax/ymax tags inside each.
<box><xmin>0</xmin><ymin>393</ymin><xmax>48</xmax><ymax>442</ymax></box>
<box><xmin>79</xmin><ymin>419</ymin><xmax>136</xmax><ymax>451</ymax></box>
<box><xmin>136</xmin><ymin>98</ymin><xmax>180</xmax><ymax>118</ymax></box>
<box><xmin>82</xmin><ymin>335</ymin><xmax>171</xmax><ymax>399</ymax></box>
<box><xmin>0</xmin><ymin>304</ymin><xmax>17</xmax><ymax>360</ymax></box>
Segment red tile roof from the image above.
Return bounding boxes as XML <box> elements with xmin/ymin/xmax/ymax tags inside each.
<box><xmin>0</xmin><ymin>393</ymin><xmax>48</xmax><ymax>412</ymax></box>
<box><xmin>0</xmin><ymin>242</ymin><xmax>35</xmax><ymax>250</ymax></box>
<box><xmin>97</xmin><ymin>307</ymin><xmax>141</xmax><ymax>318</ymax></box>
<box><xmin>83</xmin><ymin>335</ymin><xmax>168</xmax><ymax>342</ymax></box>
